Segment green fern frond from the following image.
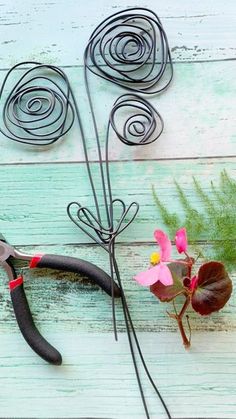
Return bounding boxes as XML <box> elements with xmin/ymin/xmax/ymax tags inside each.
<box><xmin>210</xmin><ymin>180</ymin><xmax>225</xmax><ymax>206</ymax></box>
<box><xmin>151</xmin><ymin>185</ymin><xmax>180</xmax><ymax>235</ymax></box>
<box><xmin>221</xmin><ymin>170</ymin><xmax>236</xmax><ymax>205</ymax></box>
<box><xmin>152</xmin><ymin>170</ymin><xmax>236</xmax><ymax>272</ymax></box>
<box><xmin>174</xmin><ymin>180</ymin><xmax>205</xmax><ymax>240</ymax></box>
<box><xmin>193</xmin><ymin>177</ymin><xmax>215</xmax><ymax>214</ymax></box>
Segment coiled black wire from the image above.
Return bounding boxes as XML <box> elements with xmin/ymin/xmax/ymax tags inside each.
<box><xmin>0</xmin><ymin>62</ymin><xmax>74</xmax><ymax>146</ymax></box>
<box><xmin>68</xmin><ymin>8</ymin><xmax>173</xmax><ymax>419</ymax></box>
<box><xmin>110</xmin><ymin>93</ymin><xmax>163</xmax><ymax>146</ymax></box>
<box><xmin>0</xmin><ymin>7</ymin><xmax>173</xmax><ymax>419</ymax></box>
<box><xmin>67</xmin><ymin>91</ymin><xmax>170</xmax><ymax>419</ymax></box>
<box><xmin>84</xmin><ymin>7</ymin><xmax>173</xmax><ymax>94</ymax></box>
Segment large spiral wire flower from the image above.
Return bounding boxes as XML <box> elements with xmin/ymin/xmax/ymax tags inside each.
<box><xmin>84</xmin><ymin>7</ymin><xmax>173</xmax><ymax>94</ymax></box>
<box><xmin>0</xmin><ymin>62</ymin><xmax>75</xmax><ymax>146</ymax></box>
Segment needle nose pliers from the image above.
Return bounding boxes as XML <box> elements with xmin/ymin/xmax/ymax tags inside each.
<box><xmin>0</xmin><ymin>234</ymin><xmax>120</xmax><ymax>365</ymax></box>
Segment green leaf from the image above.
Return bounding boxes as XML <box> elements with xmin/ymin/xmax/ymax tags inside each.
<box><xmin>191</xmin><ymin>261</ymin><xmax>233</xmax><ymax>315</ymax></box>
<box><xmin>150</xmin><ymin>265</ymin><xmax>186</xmax><ymax>302</ymax></box>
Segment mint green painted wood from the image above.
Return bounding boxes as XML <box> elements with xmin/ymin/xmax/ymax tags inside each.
<box><xmin>1</xmin><ymin>0</ymin><xmax>236</xmax><ymax>66</ymax></box>
<box><xmin>0</xmin><ymin>0</ymin><xmax>235</xmax><ymax>418</ymax></box>
<box><xmin>0</xmin><ymin>158</ymin><xmax>235</xmax><ymax>246</ymax></box>
<box><xmin>0</xmin><ymin>61</ymin><xmax>235</xmax><ymax>163</ymax></box>
<box><xmin>0</xmin><ymin>331</ymin><xmax>236</xmax><ymax>418</ymax></box>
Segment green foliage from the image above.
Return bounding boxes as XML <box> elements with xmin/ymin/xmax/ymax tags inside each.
<box><xmin>152</xmin><ymin>170</ymin><xmax>236</xmax><ymax>271</ymax></box>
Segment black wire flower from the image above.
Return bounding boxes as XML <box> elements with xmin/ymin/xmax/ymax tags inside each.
<box><xmin>0</xmin><ymin>62</ymin><xmax>75</xmax><ymax>146</ymax></box>
<box><xmin>85</xmin><ymin>7</ymin><xmax>173</xmax><ymax>94</ymax></box>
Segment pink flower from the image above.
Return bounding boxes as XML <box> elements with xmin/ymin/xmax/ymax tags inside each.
<box><xmin>175</xmin><ymin>227</ymin><xmax>188</xmax><ymax>254</ymax></box>
<box><xmin>134</xmin><ymin>230</ymin><xmax>173</xmax><ymax>287</ymax></box>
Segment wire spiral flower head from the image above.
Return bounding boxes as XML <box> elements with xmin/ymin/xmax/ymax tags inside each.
<box><xmin>85</xmin><ymin>7</ymin><xmax>173</xmax><ymax>94</ymax></box>
<box><xmin>0</xmin><ymin>62</ymin><xmax>75</xmax><ymax>146</ymax></box>
<box><xmin>109</xmin><ymin>93</ymin><xmax>164</xmax><ymax>146</ymax></box>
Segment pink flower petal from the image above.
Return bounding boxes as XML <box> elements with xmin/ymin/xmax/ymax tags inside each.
<box><xmin>154</xmin><ymin>229</ymin><xmax>172</xmax><ymax>261</ymax></box>
<box><xmin>158</xmin><ymin>263</ymin><xmax>173</xmax><ymax>286</ymax></box>
<box><xmin>134</xmin><ymin>265</ymin><xmax>161</xmax><ymax>286</ymax></box>
<box><xmin>175</xmin><ymin>227</ymin><xmax>188</xmax><ymax>254</ymax></box>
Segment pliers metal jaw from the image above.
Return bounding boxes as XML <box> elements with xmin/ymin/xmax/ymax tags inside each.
<box><xmin>0</xmin><ymin>235</ymin><xmax>121</xmax><ymax>365</ymax></box>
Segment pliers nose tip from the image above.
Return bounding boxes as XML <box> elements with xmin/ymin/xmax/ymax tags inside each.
<box><xmin>49</xmin><ymin>351</ymin><xmax>62</xmax><ymax>366</ymax></box>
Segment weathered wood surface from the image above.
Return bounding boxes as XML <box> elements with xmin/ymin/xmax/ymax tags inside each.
<box><xmin>0</xmin><ymin>0</ymin><xmax>236</xmax><ymax>66</ymax></box>
<box><xmin>0</xmin><ymin>158</ymin><xmax>234</xmax><ymax>246</ymax></box>
<box><xmin>0</xmin><ymin>332</ymin><xmax>236</xmax><ymax>418</ymax></box>
<box><xmin>0</xmin><ymin>0</ymin><xmax>235</xmax><ymax>418</ymax></box>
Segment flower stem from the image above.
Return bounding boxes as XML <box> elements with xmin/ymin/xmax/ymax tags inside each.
<box><xmin>168</xmin><ymin>296</ymin><xmax>191</xmax><ymax>348</ymax></box>
<box><xmin>177</xmin><ymin>317</ymin><xmax>190</xmax><ymax>348</ymax></box>
<box><xmin>179</xmin><ymin>296</ymin><xmax>190</xmax><ymax>318</ymax></box>
<box><xmin>177</xmin><ymin>296</ymin><xmax>191</xmax><ymax>348</ymax></box>
<box><xmin>184</xmin><ymin>252</ymin><xmax>194</xmax><ymax>277</ymax></box>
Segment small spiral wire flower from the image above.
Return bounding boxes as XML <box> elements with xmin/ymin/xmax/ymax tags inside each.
<box><xmin>0</xmin><ymin>62</ymin><xmax>75</xmax><ymax>146</ymax></box>
<box><xmin>109</xmin><ymin>93</ymin><xmax>163</xmax><ymax>146</ymax></box>
<box><xmin>85</xmin><ymin>7</ymin><xmax>173</xmax><ymax>94</ymax></box>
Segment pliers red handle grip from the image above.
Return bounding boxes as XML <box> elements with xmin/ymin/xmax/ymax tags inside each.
<box><xmin>0</xmin><ymin>237</ymin><xmax>120</xmax><ymax>365</ymax></box>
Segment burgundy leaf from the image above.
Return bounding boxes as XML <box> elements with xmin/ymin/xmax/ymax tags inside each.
<box><xmin>191</xmin><ymin>261</ymin><xmax>232</xmax><ymax>315</ymax></box>
<box><xmin>150</xmin><ymin>267</ymin><xmax>185</xmax><ymax>302</ymax></box>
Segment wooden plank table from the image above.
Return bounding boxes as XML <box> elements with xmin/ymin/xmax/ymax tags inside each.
<box><xmin>0</xmin><ymin>1</ymin><xmax>235</xmax><ymax>418</ymax></box>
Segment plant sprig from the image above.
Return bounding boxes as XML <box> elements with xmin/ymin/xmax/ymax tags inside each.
<box><xmin>152</xmin><ymin>170</ymin><xmax>236</xmax><ymax>271</ymax></box>
<box><xmin>134</xmin><ymin>227</ymin><xmax>233</xmax><ymax>348</ymax></box>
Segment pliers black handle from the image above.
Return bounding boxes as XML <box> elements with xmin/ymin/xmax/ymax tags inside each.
<box><xmin>9</xmin><ymin>273</ymin><xmax>62</xmax><ymax>365</ymax></box>
<box><xmin>29</xmin><ymin>253</ymin><xmax>120</xmax><ymax>298</ymax></box>
<box><xmin>0</xmin><ymin>240</ymin><xmax>120</xmax><ymax>365</ymax></box>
